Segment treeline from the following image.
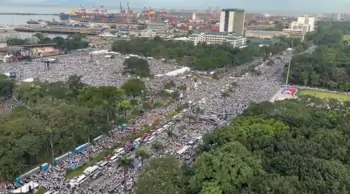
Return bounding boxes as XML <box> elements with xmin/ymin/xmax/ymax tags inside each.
<box><xmin>0</xmin><ymin>75</ymin><xmax>150</xmax><ymax>180</ymax></box>
<box><xmin>111</xmin><ymin>37</ymin><xmax>301</xmax><ymax>70</ymax></box>
<box><xmin>289</xmin><ymin>21</ymin><xmax>350</xmax><ymax>91</ymax></box>
<box><xmin>135</xmin><ymin>99</ymin><xmax>350</xmax><ymax>194</ymax></box>
<box><xmin>305</xmin><ymin>21</ymin><xmax>350</xmax><ymax>45</ymax></box>
<box><xmin>6</xmin><ymin>33</ymin><xmax>89</xmax><ymax>51</ymax></box>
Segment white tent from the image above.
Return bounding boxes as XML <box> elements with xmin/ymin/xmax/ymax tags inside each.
<box><xmin>90</xmin><ymin>50</ymin><xmax>108</xmax><ymax>55</ymax></box>
<box><xmin>165</xmin><ymin>67</ymin><xmax>190</xmax><ymax>77</ymax></box>
<box><xmin>11</xmin><ymin>181</ymin><xmax>39</xmax><ymax>193</ymax></box>
<box><xmin>177</xmin><ymin>145</ymin><xmax>190</xmax><ymax>154</ymax></box>
<box><xmin>3</xmin><ymin>55</ymin><xmax>11</xmax><ymax>63</ymax></box>
<box><xmin>22</xmin><ymin>78</ymin><xmax>34</xmax><ymax>83</ymax></box>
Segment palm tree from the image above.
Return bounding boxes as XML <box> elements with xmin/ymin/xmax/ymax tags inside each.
<box><xmin>118</xmin><ymin>156</ymin><xmax>134</xmax><ymax>193</ymax></box>
<box><xmin>45</xmin><ymin>126</ymin><xmax>55</xmax><ymax>165</ymax></box>
<box><xmin>135</xmin><ymin>148</ymin><xmax>151</xmax><ymax>167</ymax></box>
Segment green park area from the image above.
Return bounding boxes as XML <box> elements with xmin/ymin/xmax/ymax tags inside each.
<box><xmin>343</xmin><ymin>34</ymin><xmax>350</xmax><ymax>41</ymax></box>
<box><xmin>298</xmin><ymin>89</ymin><xmax>350</xmax><ymax>102</ymax></box>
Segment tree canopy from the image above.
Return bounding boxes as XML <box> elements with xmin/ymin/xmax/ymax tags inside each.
<box><xmin>0</xmin><ymin>75</ymin><xmax>152</xmax><ymax>180</ymax></box>
<box><xmin>6</xmin><ymin>33</ymin><xmax>89</xmax><ymax>51</ymax></box>
<box><xmin>123</xmin><ymin>57</ymin><xmax>150</xmax><ymax>77</ymax></box>
<box><xmin>135</xmin><ymin>99</ymin><xmax>350</xmax><ymax>194</ymax></box>
<box><xmin>288</xmin><ymin>21</ymin><xmax>350</xmax><ymax>91</ymax></box>
<box><xmin>112</xmin><ymin>37</ymin><xmax>302</xmax><ymax>70</ymax></box>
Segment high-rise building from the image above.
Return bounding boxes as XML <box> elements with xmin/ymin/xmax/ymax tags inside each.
<box><xmin>219</xmin><ymin>9</ymin><xmax>245</xmax><ymax>36</ymax></box>
<box><xmin>296</xmin><ymin>15</ymin><xmax>315</xmax><ymax>32</ymax></box>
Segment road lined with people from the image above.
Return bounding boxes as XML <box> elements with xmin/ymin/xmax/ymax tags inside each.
<box><xmin>3</xmin><ymin>50</ymin><xmax>291</xmax><ymax>193</ymax></box>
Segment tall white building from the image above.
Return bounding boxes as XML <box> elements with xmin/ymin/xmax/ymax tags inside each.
<box><xmin>290</xmin><ymin>15</ymin><xmax>315</xmax><ymax>32</ymax></box>
<box><xmin>219</xmin><ymin>9</ymin><xmax>245</xmax><ymax>36</ymax></box>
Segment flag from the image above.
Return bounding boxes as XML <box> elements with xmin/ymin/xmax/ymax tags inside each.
<box><xmin>149</xmin><ymin>99</ymin><xmax>154</xmax><ymax>105</ymax></box>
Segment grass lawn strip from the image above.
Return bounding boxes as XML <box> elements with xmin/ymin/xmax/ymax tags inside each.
<box><xmin>297</xmin><ymin>89</ymin><xmax>350</xmax><ymax>102</ymax></box>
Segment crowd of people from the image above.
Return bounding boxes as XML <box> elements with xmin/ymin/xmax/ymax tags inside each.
<box><xmin>0</xmin><ymin>52</ymin><xmax>182</xmax><ymax>87</ymax></box>
<box><xmin>3</xmin><ymin>50</ymin><xmax>291</xmax><ymax>193</ymax></box>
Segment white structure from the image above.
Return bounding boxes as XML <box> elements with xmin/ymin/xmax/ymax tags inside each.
<box><xmin>173</xmin><ymin>37</ymin><xmax>189</xmax><ymax>41</ymax></box>
<box><xmin>296</xmin><ymin>15</ymin><xmax>315</xmax><ymax>32</ymax></box>
<box><xmin>283</xmin><ymin>15</ymin><xmax>315</xmax><ymax>40</ymax></box>
<box><xmin>89</xmin><ymin>50</ymin><xmax>108</xmax><ymax>55</ymax></box>
<box><xmin>219</xmin><ymin>9</ymin><xmax>245</xmax><ymax>36</ymax></box>
<box><xmin>11</xmin><ymin>181</ymin><xmax>39</xmax><ymax>193</ymax></box>
<box><xmin>192</xmin><ymin>12</ymin><xmax>197</xmax><ymax>20</ymax></box>
<box><xmin>22</xmin><ymin>78</ymin><xmax>35</xmax><ymax>83</ymax></box>
<box><xmin>189</xmin><ymin>32</ymin><xmax>246</xmax><ymax>48</ymax></box>
<box><xmin>288</xmin><ymin>15</ymin><xmax>315</xmax><ymax>33</ymax></box>
<box><xmin>165</xmin><ymin>67</ymin><xmax>190</xmax><ymax>76</ymax></box>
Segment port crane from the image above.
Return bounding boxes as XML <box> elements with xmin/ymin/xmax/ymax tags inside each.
<box><xmin>160</xmin><ymin>8</ymin><xmax>167</xmax><ymax>21</ymax></box>
<box><xmin>125</xmin><ymin>2</ymin><xmax>132</xmax><ymax>23</ymax></box>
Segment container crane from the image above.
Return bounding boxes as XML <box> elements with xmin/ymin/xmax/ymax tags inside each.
<box><xmin>161</xmin><ymin>8</ymin><xmax>167</xmax><ymax>21</ymax></box>
<box><xmin>125</xmin><ymin>2</ymin><xmax>132</xmax><ymax>23</ymax></box>
<box><xmin>147</xmin><ymin>7</ymin><xmax>155</xmax><ymax>22</ymax></box>
<box><xmin>120</xmin><ymin>2</ymin><xmax>125</xmax><ymax>14</ymax></box>
<box><xmin>205</xmin><ymin>7</ymin><xmax>212</xmax><ymax>20</ymax></box>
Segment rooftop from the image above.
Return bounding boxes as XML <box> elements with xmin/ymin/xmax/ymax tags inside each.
<box><xmin>191</xmin><ymin>32</ymin><xmax>245</xmax><ymax>40</ymax></box>
<box><xmin>221</xmin><ymin>9</ymin><xmax>245</xmax><ymax>12</ymax></box>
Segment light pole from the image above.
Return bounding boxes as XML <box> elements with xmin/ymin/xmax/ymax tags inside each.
<box><xmin>285</xmin><ymin>39</ymin><xmax>294</xmax><ymax>87</ymax></box>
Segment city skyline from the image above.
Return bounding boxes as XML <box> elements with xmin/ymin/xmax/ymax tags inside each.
<box><xmin>3</xmin><ymin>0</ymin><xmax>350</xmax><ymax>13</ymax></box>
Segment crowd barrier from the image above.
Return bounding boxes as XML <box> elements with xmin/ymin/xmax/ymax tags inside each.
<box><xmin>93</xmin><ymin>135</ymin><xmax>103</xmax><ymax>142</ymax></box>
<box><xmin>15</xmin><ymin>167</ymin><xmax>40</xmax><ymax>184</ymax></box>
<box><xmin>75</xmin><ymin>143</ymin><xmax>89</xmax><ymax>153</ymax></box>
<box><xmin>41</xmin><ymin>163</ymin><xmax>50</xmax><ymax>172</ymax></box>
<box><xmin>54</xmin><ymin>151</ymin><xmax>72</xmax><ymax>165</ymax></box>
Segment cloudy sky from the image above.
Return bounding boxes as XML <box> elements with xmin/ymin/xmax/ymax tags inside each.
<box><xmin>3</xmin><ymin>0</ymin><xmax>350</xmax><ymax>12</ymax></box>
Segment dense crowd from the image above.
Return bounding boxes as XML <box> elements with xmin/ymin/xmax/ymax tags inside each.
<box><xmin>3</xmin><ymin>51</ymin><xmax>291</xmax><ymax>193</ymax></box>
<box><xmin>0</xmin><ymin>52</ymin><xmax>180</xmax><ymax>87</ymax></box>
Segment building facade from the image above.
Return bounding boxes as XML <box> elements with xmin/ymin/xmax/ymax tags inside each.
<box><xmin>189</xmin><ymin>32</ymin><xmax>246</xmax><ymax>48</ymax></box>
<box><xmin>282</xmin><ymin>15</ymin><xmax>315</xmax><ymax>40</ymax></box>
<box><xmin>219</xmin><ymin>9</ymin><xmax>245</xmax><ymax>36</ymax></box>
<box><xmin>296</xmin><ymin>15</ymin><xmax>315</xmax><ymax>32</ymax></box>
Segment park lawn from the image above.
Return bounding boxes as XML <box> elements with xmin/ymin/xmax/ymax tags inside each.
<box><xmin>298</xmin><ymin>89</ymin><xmax>350</xmax><ymax>102</ymax></box>
<box><xmin>343</xmin><ymin>34</ymin><xmax>350</xmax><ymax>41</ymax></box>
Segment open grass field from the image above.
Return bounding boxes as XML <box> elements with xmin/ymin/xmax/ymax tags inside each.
<box><xmin>297</xmin><ymin>89</ymin><xmax>350</xmax><ymax>102</ymax></box>
<box><xmin>343</xmin><ymin>35</ymin><xmax>350</xmax><ymax>41</ymax></box>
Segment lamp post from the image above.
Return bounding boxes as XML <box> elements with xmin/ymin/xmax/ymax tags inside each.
<box><xmin>285</xmin><ymin>39</ymin><xmax>294</xmax><ymax>87</ymax></box>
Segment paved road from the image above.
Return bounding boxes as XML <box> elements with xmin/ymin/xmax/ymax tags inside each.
<box><xmin>269</xmin><ymin>88</ymin><xmax>285</xmax><ymax>102</ymax></box>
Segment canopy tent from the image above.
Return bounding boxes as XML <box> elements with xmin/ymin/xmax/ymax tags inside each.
<box><xmin>11</xmin><ymin>181</ymin><xmax>39</xmax><ymax>193</ymax></box>
<box><xmin>4</xmin><ymin>72</ymin><xmax>16</xmax><ymax>78</ymax></box>
<box><xmin>165</xmin><ymin>67</ymin><xmax>190</xmax><ymax>77</ymax></box>
<box><xmin>177</xmin><ymin>145</ymin><xmax>190</xmax><ymax>154</ymax></box>
<box><xmin>283</xmin><ymin>87</ymin><xmax>296</xmax><ymax>95</ymax></box>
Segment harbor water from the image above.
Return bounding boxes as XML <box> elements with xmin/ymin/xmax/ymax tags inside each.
<box><xmin>0</xmin><ymin>5</ymin><xmax>122</xmax><ymax>25</ymax></box>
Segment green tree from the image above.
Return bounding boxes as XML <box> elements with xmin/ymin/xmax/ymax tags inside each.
<box><xmin>135</xmin><ymin>156</ymin><xmax>182</xmax><ymax>194</ymax></box>
<box><xmin>118</xmin><ymin>100</ymin><xmax>132</xmax><ymax>117</ymax></box>
<box><xmin>118</xmin><ymin>157</ymin><xmax>134</xmax><ymax>193</ymax></box>
<box><xmin>151</xmin><ymin>141</ymin><xmax>164</xmax><ymax>155</ymax></box>
<box><xmin>135</xmin><ymin>148</ymin><xmax>151</xmax><ymax>167</ymax></box>
<box><xmin>0</xmin><ymin>75</ymin><xmax>15</xmax><ymax>97</ymax></box>
<box><xmin>121</xmin><ymin>78</ymin><xmax>146</xmax><ymax>97</ymax></box>
<box><xmin>123</xmin><ymin>57</ymin><xmax>150</xmax><ymax>77</ymax></box>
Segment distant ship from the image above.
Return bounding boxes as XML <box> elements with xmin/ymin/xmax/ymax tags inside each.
<box><xmin>59</xmin><ymin>5</ymin><xmax>139</xmax><ymax>24</ymax></box>
<box><xmin>27</xmin><ymin>19</ymin><xmax>40</xmax><ymax>24</ymax></box>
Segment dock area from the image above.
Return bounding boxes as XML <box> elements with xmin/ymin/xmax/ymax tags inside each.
<box><xmin>14</xmin><ymin>27</ymin><xmax>101</xmax><ymax>35</ymax></box>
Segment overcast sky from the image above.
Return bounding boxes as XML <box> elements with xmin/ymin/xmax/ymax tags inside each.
<box><xmin>3</xmin><ymin>0</ymin><xmax>350</xmax><ymax>12</ymax></box>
